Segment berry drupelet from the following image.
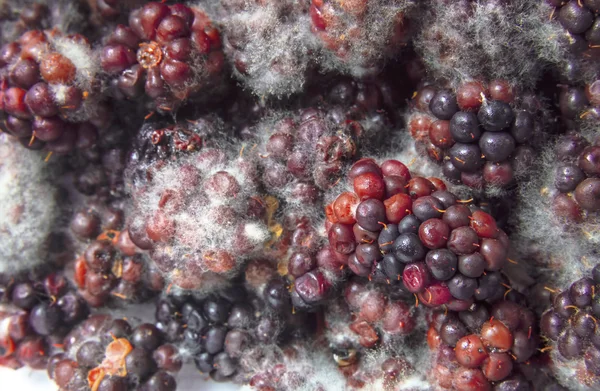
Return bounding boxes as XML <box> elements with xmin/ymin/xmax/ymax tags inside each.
<box><xmin>100</xmin><ymin>2</ymin><xmax>225</xmax><ymax>112</ymax></box>
<box><xmin>0</xmin><ymin>270</ymin><xmax>88</xmax><ymax>370</ymax></box>
<box><xmin>428</xmin><ymin>298</ymin><xmax>539</xmax><ymax>390</ymax></box>
<box><xmin>48</xmin><ymin>314</ymin><xmax>181</xmax><ymax>391</ymax></box>
<box><xmin>322</xmin><ymin>158</ymin><xmax>510</xmax><ymax>308</ymax></box>
<box><xmin>407</xmin><ymin>80</ymin><xmax>547</xmax><ymax>191</ymax></box>
<box><xmin>0</xmin><ymin>28</ymin><xmax>110</xmax><ymax>153</ymax></box>
<box><xmin>540</xmin><ymin>265</ymin><xmax>600</xmax><ymax>390</ymax></box>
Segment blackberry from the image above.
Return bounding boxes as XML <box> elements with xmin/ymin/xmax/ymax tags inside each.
<box><xmin>0</xmin><ymin>269</ymin><xmax>89</xmax><ymax>370</ymax></box>
<box><xmin>0</xmin><ymin>134</ymin><xmax>64</xmax><ymax>275</ymax></box>
<box><xmin>407</xmin><ymin>81</ymin><xmax>549</xmax><ymax>192</ymax></box>
<box><xmin>515</xmin><ymin>131</ymin><xmax>600</xmax><ymax>264</ymax></box>
<box><xmin>0</xmin><ymin>1</ymin><xmax>91</xmax><ymax>46</ymax></box>
<box><xmin>552</xmin><ymin>132</ymin><xmax>600</xmax><ymax>215</ymax></box>
<box><xmin>336</xmin><ymin>349</ymin><xmax>421</xmax><ymax>390</ymax></box>
<box><xmin>0</xmin><ymin>28</ymin><xmax>110</xmax><ymax>153</ymax></box>
<box><xmin>101</xmin><ymin>2</ymin><xmax>225</xmax><ymax>113</ymax></box>
<box><xmin>414</xmin><ymin>0</ymin><xmax>560</xmax><ymax>87</ymax></box>
<box><xmin>324</xmin><ymin>158</ymin><xmax>510</xmax><ymax>306</ymax></box>
<box><xmin>128</xmin><ymin>115</ymin><xmax>224</xmax><ymax>164</ymax></box>
<box><xmin>126</xmin><ymin>135</ymin><xmax>271</xmax><ymax>290</ymax></box>
<box><xmin>48</xmin><ymin>314</ymin><xmax>181</xmax><ymax>390</ymax></box>
<box><xmin>309</xmin><ymin>0</ymin><xmax>415</xmax><ymax>77</ymax></box>
<box><xmin>428</xmin><ymin>298</ymin><xmax>539</xmax><ymax>389</ymax></box>
<box><xmin>540</xmin><ymin>266</ymin><xmax>600</xmax><ymax>389</ymax></box>
<box><xmin>154</xmin><ymin>286</ymin><xmax>314</xmax><ymax>383</ymax></box>
<box><xmin>72</xmin><ymin>233</ymin><xmax>164</xmax><ymax>308</ymax></box>
<box><xmin>219</xmin><ymin>0</ymin><xmax>313</xmax><ymax>97</ymax></box>
<box><xmin>325</xmin><ymin>278</ymin><xmax>418</xmax><ymax>351</ymax></box>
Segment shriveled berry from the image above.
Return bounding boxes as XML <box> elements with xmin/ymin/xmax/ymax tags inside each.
<box><xmin>402</xmin><ymin>262</ymin><xmax>431</xmax><ymax>293</ymax></box>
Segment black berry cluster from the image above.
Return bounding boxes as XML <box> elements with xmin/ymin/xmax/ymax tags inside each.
<box><xmin>100</xmin><ymin>2</ymin><xmax>224</xmax><ymax>112</ymax></box>
<box><xmin>324</xmin><ymin>158</ymin><xmax>511</xmax><ymax>308</ymax></box>
<box><xmin>48</xmin><ymin>314</ymin><xmax>181</xmax><ymax>391</ymax></box>
<box><xmin>407</xmin><ymin>80</ymin><xmax>545</xmax><ymax>191</ymax></box>
<box><xmin>0</xmin><ymin>270</ymin><xmax>88</xmax><ymax>370</ymax></box>
<box><xmin>541</xmin><ymin>266</ymin><xmax>600</xmax><ymax>389</ymax></box>
<box><xmin>428</xmin><ymin>298</ymin><xmax>539</xmax><ymax>390</ymax></box>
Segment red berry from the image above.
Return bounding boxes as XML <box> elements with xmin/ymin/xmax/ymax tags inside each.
<box><xmin>333</xmin><ymin>192</ymin><xmax>359</xmax><ymax>224</ymax></box>
<box><xmin>480</xmin><ymin>319</ymin><xmax>513</xmax><ymax>351</ymax></box>
<box><xmin>455</xmin><ymin>335</ymin><xmax>488</xmax><ymax>368</ymax></box>
<box><xmin>353</xmin><ymin>172</ymin><xmax>385</xmax><ymax>200</ymax></box>
<box><xmin>381</xmin><ymin>160</ymin><xmax>411</xmax><ymax>182</ymax></box>
<box><xmin>469</xmin><ymin>210</ymin><xmax>498</xmax><ymax>238</ymax></box>
<box><xmin>453</xmin><ymin>367</ymin><xmax>491</xmax><ymax>391</ymax></box>
<box><xmin>383</xmin><ymin>193</ymin><xmax>412</xmax><ymax>223</ymax></box>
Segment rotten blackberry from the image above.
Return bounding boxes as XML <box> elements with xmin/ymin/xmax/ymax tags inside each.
<box><xmin>72</xmin><ymin>231</ymin><xmax>164</xmax><ymax>308</ymax></box>
<box><xmin>324</xmin><ymin>278</ymin><xmax>418</xmax><ymax>351</ymax></box>
<box><xmin>540</xmin><ymin>265</ymin><xmax>600</xmax><ymax>390</ymax></box>
<box><xmin>100</xmin><ymin>2</ymin><xmax>225</xmax><ymax>113</ymax></box>
<box><xmin>335</xmin><ymin>348</ymin><xmax>423</xmax><ymax>390</ymax></box>
<box><xmin>514</xmin><ymin>131</ymin><xmax>600</xmax><ymax>269</ymax></box>
<box><xmin>218</xmin><ymin>0</ymin><xmax>313</xmax><ymax>97</ymax></box>
<box><xmin>0</xmin><ymin>28</ymin><xmax>110</xmax><ymax>153</ymax></box>
<box><xmin>547</xmin><ymin>0</ymin><xmax>600</xmax><ymax>63</ymax></box>
<box><xmin>0</xmin><ymin>270</ymin><xmax>88</xmax><ymax>370</ymax></box>
<box><xmin>309</xmin><ymin>0</ymin><xmax>415</xmax><ymax>77</ymax></box>
<box><xmin>427</xmin><ymin>298</ymin><xmax>539</xmax><ymax>389</ymax></box>
<box><xmin>48</xmin><ymin>314</ymin><xmax>181</xmax><ymax>391</ymax></box>
<box><xmin>126</xmin><ymin>139</ymin><xmax>271</xmax><ymax>290</ymax></box>
<box><xmin>407</xmin><ymin>80</ymin><xmax>549</xmax><ymax>192</ymax></box>
<box><xmin>0</xmin><ymin>134</ymin><xmax>64</xmax><ymax>275</ymax></box>
<box><xmin>322</xmin><ymin>158</ymin><xmax>510</xmax><ymax>308</ymax></box>
<box><xmin>155</xmin><ymin>286</ymin><xmax>314</xmax><ymax>384</ymax></box>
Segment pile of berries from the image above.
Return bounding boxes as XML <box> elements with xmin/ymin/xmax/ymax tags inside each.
<box><xmin>2</xmin><ymin>1</ymin><xmax>600</xmax><ymax>391</ymax></box>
